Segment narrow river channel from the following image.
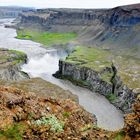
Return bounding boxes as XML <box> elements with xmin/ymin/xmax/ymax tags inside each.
<box><xmin>0</xmin><ymin>18</ymin><xmax>124</xmax><ymax>130</ymax></box>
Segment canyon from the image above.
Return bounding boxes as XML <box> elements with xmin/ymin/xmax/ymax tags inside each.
<box><xmin>0</xmin><ymin>3</ymin><xmax>140</xmax><ymax>139</ymax></box>
<box><xmin>16</xmin><ymin>4</ymin><xmax>140</xmax><ymax>113</ymax></box>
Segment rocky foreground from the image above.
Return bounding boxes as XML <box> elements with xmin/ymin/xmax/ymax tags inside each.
<box><xmin>0</xmin><ymin>86</ymin><xmax>139</xmax><ymax>140</ymax></box>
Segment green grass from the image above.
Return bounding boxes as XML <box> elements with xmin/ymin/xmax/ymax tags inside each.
<box><xmin>101</xmin><ymin>71</ymin><xmax>113</xmax><ymax>84</ymax></box>
<box><xmin>0</xmin><ymin>124</ymin><xmax>25</xmax><ymax>140</ymax></box>
<box><xmin>0</xmin><ymin>49</ymin><xmax>27</xmax><ymax>65</ymax></box>
<box><xmin>113</xmin><ymin>131</ymin><xmax>125</xmax><ymax>140</ymax></box>
<box><xmin>66</xmin><ymin>46</ymin><xmax>112</xmax><ymax>71</ymax></box>
<box><xmin>113</xmin><ymin>55</ymin><xmax>140</xmax><ymax>91</ymax></box>
<box><xmin>9</xmin><ymin>50</ymin><xmax>27</xmax><ymax>65</ymax></box>
<box><xmin>16</xmin><ymin>29</ymin><xmax>77</xmax><ymax>47</ymax></box>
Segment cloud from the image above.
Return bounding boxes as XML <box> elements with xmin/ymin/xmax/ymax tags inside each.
<box><xmin>0</xmin><ymin>0</ymin><xmax>140</xmax><ymax>8</ymax></box>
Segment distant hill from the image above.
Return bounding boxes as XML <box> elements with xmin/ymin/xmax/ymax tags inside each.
<box><xmin>0</xmin><ymin>6</ymin><xmax>35</xmax><ymax>18</ymax></box>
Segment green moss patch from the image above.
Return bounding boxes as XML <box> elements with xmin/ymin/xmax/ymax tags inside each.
<box><xmin>113</xmin><ymin>131</ymin><xmax>125</xmax><ymax>140</ymax></box>
<box><xmin>113</xmin><ymin>55</ymin><xmax>140</xmax><ymax>91</ymax></box>
<box><xmin>106</xmin><ymin>93</ymin><xmax>117</xmax><ymax>102</ymax></box>
<box><xmin>65</xmin><ymin>46</ymin><xmax>112</xmax><ymax>72</ymax></box>
<box><xmin>0</xmin><ymin>124</ymin><xmax>25</xmax><ymax>140</ymax></box>
<box><xmin>16</xmin><ymin>29</ymin><xmax>77</xmax><ymax>47</ymax></box>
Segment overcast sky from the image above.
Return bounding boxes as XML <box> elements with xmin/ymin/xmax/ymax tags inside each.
<box><xmin>0</xmin><ymin>0</ymin><xmax>140</xmax><ymax>8</ymax></box>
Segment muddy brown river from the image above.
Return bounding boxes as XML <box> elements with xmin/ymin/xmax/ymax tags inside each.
<box><xmin>0</xmin><ymin>18</ymin><xmax>124</xmax><ymax>130</ymax></box>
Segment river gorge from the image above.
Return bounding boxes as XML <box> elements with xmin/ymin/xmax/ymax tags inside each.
<box><xmin>0</xmin><ymin>18</ymin><xmax>124</xmax><ymax>130</ymax></box>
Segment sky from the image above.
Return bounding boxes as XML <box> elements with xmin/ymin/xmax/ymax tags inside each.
<box><xmin>0</xmin><ymin>0</ymin><xmax>140</xmax><ymax>8</ymax></box>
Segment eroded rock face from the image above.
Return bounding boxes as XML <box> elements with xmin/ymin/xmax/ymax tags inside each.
<box><xmin>0</xmin><ymin>48</ymin><xmax>29</xmax><ymax>81</ymax></box>
<box><xmin>55</xmin><ymin>60</ymin><xmax>113</xmax><ymax>95</ymax></box>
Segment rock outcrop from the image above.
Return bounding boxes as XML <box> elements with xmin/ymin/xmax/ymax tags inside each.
<box><xmin>0</xmin><ymin>48</ymin><xmax>29</xmax><ymax>81</ymax></box>
<box><xmin>0</xmin><ymin>48</ymin><xmax>78</xmax><ymax>103</ymax></box>
<box><xmin>19</xmin><ymin>4</ymin><xmax>140</xmax><ymax>29</ymax></box>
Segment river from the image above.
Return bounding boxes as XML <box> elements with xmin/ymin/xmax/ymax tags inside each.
<box><xmin>0</xmin><ymin>18</ymin><xmax>124</xmax><ymax>130</ymax></box>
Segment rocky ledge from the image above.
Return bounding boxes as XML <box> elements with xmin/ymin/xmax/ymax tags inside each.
<box><xmin>0</xmin><ymin>86</ymin><xmax>139</xmax><ymax>139</ymax></box>
<box><xmin>0</xmin><ymin>48</ymin><xmax>29</xmax><ymax>81</ymax></box>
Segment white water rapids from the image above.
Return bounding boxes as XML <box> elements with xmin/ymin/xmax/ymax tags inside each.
<box><xmin>0</xmin><ymin>18</ymin><xmax>124</xmax><ymax>130</ymax></box>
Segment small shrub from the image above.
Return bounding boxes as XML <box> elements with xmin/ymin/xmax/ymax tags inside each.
<box><xmin>114</xmin><ymin>131</ymin><xmax>125</xmax><ymax>140</ymax></box>
<box><xmin>34</xmin><ymin>115</ymin><xmax>64</xmax><ymax>132</ymax></box>
<box><xmin>63</xmin><ymin>111</ymin><xmax>70</xmax><ymax>118</ymax></box>
<box><xmin>106</xmin><ymin>93</ymin><xmax>117</xmax><ymax>102</ymax></box>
